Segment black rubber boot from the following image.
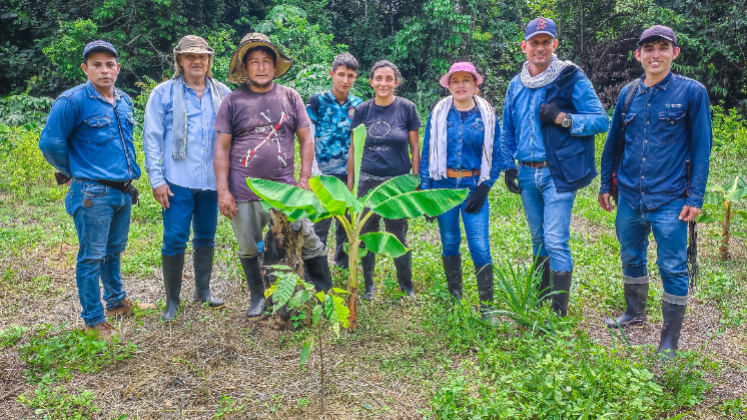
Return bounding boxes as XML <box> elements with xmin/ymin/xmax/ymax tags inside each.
<box><xmin>361</xmin><ymin>256</ymin><xmax>376</xmax><ymax>300</ymax></box>
<box><xmin>657</xmin><ymin>301</ymin><xmax>687</xmax><ymax>359</ymax></box>
<box><xmin>604</xmin><ymin>283</ymin><xmax>649</xmax><ymax>328</ymax></box>
<box><xmin>442</xmin><ymin>255</ymin><xmax>463</xmax><ymax>301</ymax></box>
<box><xmin>240</xmin><ymin>257</ymin><xmax>265</xmax><ymax>318</ymax></box>
<box><xmin>534</xmin><ymin>256</ymin><xmax>551</xmax><ymax>304</ymax></box>
<box><xmin>475</xmin><ymin>265</ymin><xmax>497</xmax><ymax>324</ymax></box>
<box><xmin>304</xmin><ymin>256</ymin><xmax>333</xmax><ymax>293</ymax></box>
<box><xmin>395</xmin><ymin>252</ymin><xmax>416</xmax><ymax>299</ymax></box>
<box><xmin>162</xmin><ymin>254</ymin><xmax>184</xmax><ymax>323</ymax></box>
<box><xmin>551</xmin><ymin>271</ymin><xmax>572</xmax><ymax>318</ymax></box>
<box><xmin>192</xmin><ymin>247</ymin><xmax>225</xmax><ymax>309</ymax></box>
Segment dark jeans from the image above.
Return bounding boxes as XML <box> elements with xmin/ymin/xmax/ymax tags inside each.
<box><xmin>358</xmin><ymin>178</ymin><xmax>410</xmax><ymax>276</ymax></box>
<box><xmin>162</xmin><ymin>181</ymin><xmax>218</xmax><ymax>256</ymax></box>
<box><xmin>313</xmin><ymin>174</ymin><xmax>349</xmax><ymax>268</ymax></box>
<box><xmin>65</xmin><ymin>180</ymin><xmax>131</xmax><ymax>326</ymax></box>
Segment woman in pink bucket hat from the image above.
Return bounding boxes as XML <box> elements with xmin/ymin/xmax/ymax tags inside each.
<box><xmin>420</xmin><ymin>61</ymin><xmax>502</xmax><ymax>324</ymax></box>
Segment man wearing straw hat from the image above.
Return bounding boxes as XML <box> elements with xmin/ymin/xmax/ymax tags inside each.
<box><xmin>143</xmin><ymin>35</ymin><xmax>232</xmax><ymax>323</ymax></box>
<box><xmin>213</xmin><ymin>33</ymin><xmax>333</xmax><ymax>318</ymax></box>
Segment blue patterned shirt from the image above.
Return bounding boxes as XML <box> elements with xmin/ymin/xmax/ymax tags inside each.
<box><xmin>306</xmin><ymin>91</ymin><xmax>363</xmax><ymax>175</ymax></box>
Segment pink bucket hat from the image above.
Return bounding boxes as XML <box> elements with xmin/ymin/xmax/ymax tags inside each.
<box><xmin>439</xmin><ymin>62</ymin><xmax>484</xmax><ymax>88</ymax></box>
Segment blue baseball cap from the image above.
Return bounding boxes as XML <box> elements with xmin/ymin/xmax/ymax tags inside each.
<box><xmin>83</xmin><ymin>40</ymin><xmax>118</xmax><ymax>60</ymax></box>
<box><xmin>525</xmin><ymin>17</ymin><xmax>557</xmax><ymax>40</ymax></box>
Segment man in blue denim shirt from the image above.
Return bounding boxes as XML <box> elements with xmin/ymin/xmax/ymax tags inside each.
<box><xmin>39</xmin><ymin>41</ymin><xmax>151</xmax><ymax>340</ymax></box>
<box><xmin>143</xmin><ymin>35</ymin><xmax>232</xmax><ymax>323</ymax></box>
<box><xmin>500</xmin><ymin>18</ymin><xmax>609</xmax><ymax>318</ymax></box>
<box><xmin>599</xmin><ymin>26</ymin><xmax>712</xmax><ymax>358</ymax></box>
<box><xmin>306</xmin><ymin>53</ymin><xmax>363</xmax><ymax>269</ymax></box>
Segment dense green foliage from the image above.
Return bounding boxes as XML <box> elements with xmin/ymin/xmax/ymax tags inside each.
<box><xmin>2</xmin><ymin>0</ymin><xmax>746</xmax><ymax>113</ymax></box>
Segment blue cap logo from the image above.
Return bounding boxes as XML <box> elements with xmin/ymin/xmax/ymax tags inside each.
<box><xmin>525</xmin><ymin>17</ymin><xmax>557</xmax><ymax>40</ymax></box>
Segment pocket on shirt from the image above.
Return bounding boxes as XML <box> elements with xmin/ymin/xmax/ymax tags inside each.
<box><xmin>656</xmin><ymin>111</ymin><xmax>686</xmax><ymax>144</ymax></box>
<box><xmin>554</xmin><ymin>143</ymin><xmax>591</xmax><ymax>183</ymax></box>
<box><xmin>82</xmin><ymin>115</ymin><xmax>114</xmax><ymax>146</ymax></box>
<box><xmin>623</xmin><ymin>113</ymin><xmax>636</xmax><ymax>144</ymax></box>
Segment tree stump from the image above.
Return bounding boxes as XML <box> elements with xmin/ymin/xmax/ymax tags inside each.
<box><xmin>261</xmin><ymin>209</ymin><xmax>305</xmax><ymax>321</ymax></box>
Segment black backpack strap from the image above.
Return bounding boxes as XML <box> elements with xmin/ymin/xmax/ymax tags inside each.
<box><xmin>611</xmin><ymin>80</ymin><xmax>640</xmax><ymax>202</ymax></box>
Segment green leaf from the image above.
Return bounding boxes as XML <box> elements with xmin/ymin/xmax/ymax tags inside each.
<box><xmin>371</xmin><ymin>188</ymin><xmax>469</xmax><ymax>219</ymax></box>
<box><xmin>331</xmin><ymin>287</ymin><xmax>349</xmax><ymax>295</ymax></box>
<box><xmin>703</xmin><ymin>191</ymin><xmax>723</xmax><ymax>206</ymax></box>
<box><xmin>312</xmin><ymin>304</ymin><xmax>323</xmax><ymax>326</ymax></box>
<box><xmin>361</xmin><ymin>174</ymin><xmax>420</xmax><ymax>208</ymax></box>
<box><xmin>247</xmin><ymin>178</ymin><xmax>329</xmax><ymax>222</ymax></box>
<box><xmin>332</xmin><ymin>294</ymin><xmax>350</xmax><ymax>329</ymax></box>
<box><xmin>271</xmin><ymin>273</ymin><xmax>297</xmax><ymax>312</ymax></box>
<box><xmin>725</xmin><ymin>187</ymin><xmax>747</xmax><ymax>202</ymax></box>
<box><xmin>288</xmin><ymin>289</ymin><xmax>311</xmax><ymax>310</ymax></box>
<box><xmin>360</xmin><ymin>232</ymin><xmax>408</xmax><ymax>258</ymax></box>
<box><xmin>723</xmin><ymin>175</ymin><xmax>747</xmax><ymax>195</ymax></box>
<box><xmin>352</xmin><ymin>124</ymin><xmax>366</xmax><ymax>198</ymax></box>
<box><xmin>665</xmin><ymin>412</ymin><xmax>694</xmax><ymax>420</ymax></box>
<box><xmin>300</xmin><ymin>338</ymin><xmax>314</xmax><ymax>366</ymax></box>
<box><xmin>343</xmin><ymin>242</ymin><xmax>367</xmax><ymax>258</ymax></box>
<box><xmin>310</xmin><ymin>175</ymin><xmax>363</xmax><ymax>214</ymax></box>
<box><xmin>735</xmin><ymin>210</ymin><xmax>747</xmax><ymax>220</ymax></box>
<box><xmin>732</xmin><ymin>231</ymin><xmax>746</xmax><ymax>238</ymax></box>
<box><xmin>707</xmin><ymin>182</ymin><xmax>726</xmax><ymax>194</ymax></box>
<box><xmin>694</xmin><ymin>215</ymin><xmax>718</xmax><ymax>223</ymax></box>
<box><xmin>324</xmin><ymin>294</ymin><xmax>340</xmax><ymax>337</ymax></box>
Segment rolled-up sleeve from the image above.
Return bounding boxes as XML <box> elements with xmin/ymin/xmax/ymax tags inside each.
<box><xmin>685</xmin><ymin>87</ymin><xmax>712</xmax><ymax>209</ymax></box>
<box><xmin>39</xmin><ymin>97</ymin><xmax>75</xmax><ymax>178</ymax></box>
<box><xmin>142</xmin><ymin>89</ymin><xmax>167</xmax><ymax>189</ymax></box>
<box><xmin>570</xmin><ymin>77</ymin><xmax>610</xmax><ymax>138</ymax></box>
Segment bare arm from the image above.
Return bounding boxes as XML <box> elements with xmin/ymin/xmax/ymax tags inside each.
<box><xmin>409</xmin><ymin>130</ymin><xmax>420</xmax><ymax>175</ymax></box>
<box><xmin>215</xmin><ymin>131</ymin><xmax>237</xmax><ymax>219</ymax></box>
<box><xmin>297</xmin><ymin>126</ymin><xmax>313</xmax><ymax>190</ymax></box>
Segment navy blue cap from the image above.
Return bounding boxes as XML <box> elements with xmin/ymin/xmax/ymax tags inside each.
<box><xmin>83</xmin><ymin>41</ymin><xmax>118</xmax><ymax>60</ymax></box>
<box><xmin>637</xmin><ymin>25</ymin><xmax>677</xmax><ymax>48</ymax></box>
<box><xmin>525</xmin><ymin>17</ymin><xmax>557</xmax><ymax>40</ymax></box>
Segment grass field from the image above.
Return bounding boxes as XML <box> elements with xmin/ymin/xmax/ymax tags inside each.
<box><xmin>0</xmin><ymin>128</ymin><xmax>746</xmax><ymax>419</ymax></box>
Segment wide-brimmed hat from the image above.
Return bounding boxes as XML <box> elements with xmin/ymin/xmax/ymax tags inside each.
<box><xmin>173</xmin><ymin>35</ymin><xmax>215</xmax><ymax>78</ymax></box>
<box><xmin>439</xmin><ymin>62</ymin><xmax>484</xmax><ymax>88</ymax></box>
<box><xmin>227</xmin><ymin>33</ymin><xmax>293</xmax><ymax>83</ymax></box>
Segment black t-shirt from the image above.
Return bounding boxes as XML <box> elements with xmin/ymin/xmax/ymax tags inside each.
<box><xmin>351</xmin><ymin>96</ymin><xmax>421</xmax><ymax>177</ymax></box>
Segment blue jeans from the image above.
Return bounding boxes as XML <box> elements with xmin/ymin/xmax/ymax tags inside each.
<box><xmin>162</xmin><ymin>182</ymin><xmax>218</xmax><ymax>255</ymax></box>
<box><xmin>517</xmin><ymin>166</ymin><xmax>577</xmax><ymax>272</ymax></box>
<box><xmin>616</xmin><ymin>197</ymin><xmax>689</xmax><ymax>301</ymax></box>
<box><xmin>65</xmin><ymin>180</ymin><xmax>131</xmax><ymax>326</ymax></box>
<box><xmin>433</xmin><ymin>176</ymin><xmax>492</xmax><ymax>267</ymax></box>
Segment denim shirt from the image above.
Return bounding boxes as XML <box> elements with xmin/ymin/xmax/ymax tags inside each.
<box><xmin>500</xmin><ymin>74</ymin><xmax>609</xmax><ymax>166</ymax></box>
<box><xmin>599</xmin><ymin>72</ymin><xmax>712</xmax><ymax>209</ymax></box>
<box><xmin>39</xmin><ymin>81</ymin><xmax>140</xmax><ymax>182</ymax></box>
<box><xmin>420</xmin><ymin>105</ymin><xmax>502</xmax><ymax>189</ymax></box>
<box><xmin>142</xmin><ymin>79</ymin><xmax>231</xmax><ymax>190</ymax></box>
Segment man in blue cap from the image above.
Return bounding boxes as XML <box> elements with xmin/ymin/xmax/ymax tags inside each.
<box><xmin>39</xmin><ymin>40</ymin><xmax>153</xmax><ymax>341</ymax></box>
<box><xmin>500</xmin><ymin>17</ymin><xmax>609</xmax><ymax>318</ymax></box>
<box><xmin>599</xmin><ymin>25</ymin><xmax>712</xmax><ymax>358</ymax></box>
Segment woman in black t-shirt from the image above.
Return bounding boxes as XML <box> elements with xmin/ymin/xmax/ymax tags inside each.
<box><xmin>348</xmin><ymin>61</ymin><xmax>421</xmax><ymax>300</ymax></box>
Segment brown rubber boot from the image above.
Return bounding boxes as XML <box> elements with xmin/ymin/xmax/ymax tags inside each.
<box><xmin>84</xmin><ymin>322</ymin><xmax>119</xmax><ymax>341</ymax></box>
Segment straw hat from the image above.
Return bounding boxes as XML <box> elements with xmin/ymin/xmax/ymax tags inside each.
<box><xmin>173</xmin><ymin>35</ymin><xmax>215</xmax><ymax>78</ymax></box>
<box><xmin>227</xmin><ymin>33</ymin><xmax>293</xmax><ymax>83</ymax></box>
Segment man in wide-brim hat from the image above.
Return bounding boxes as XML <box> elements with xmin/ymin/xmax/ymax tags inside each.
<box><xmin>143</xmin><ymin>35</ymin><xmax>232</xmax><ymax>323</ymax></box>
<box><xmin>213</xmin><ymin>33</ymin><xmax>334</xmax><ymax>318</ymax></box>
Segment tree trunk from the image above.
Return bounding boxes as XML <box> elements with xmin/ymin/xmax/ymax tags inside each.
<box><xmin>720</xmin><ymin>201</ymin><xmax>732</xmax><ymax>260</ymax></box>
<box><xmin>262</xmin><ymin>209</ymin><xmax>305</xmax><ymax>317</ymax></box>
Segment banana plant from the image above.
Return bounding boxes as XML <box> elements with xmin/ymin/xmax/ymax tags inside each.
<box><xmin>247</xmin><ymin>125</ymin><xmax>469</xmax><ymax>329</ymax></box>
<box><xmin>696</xmin><ymin>175</ymin><xmax>747</xmax><ymax>259</ymax></box>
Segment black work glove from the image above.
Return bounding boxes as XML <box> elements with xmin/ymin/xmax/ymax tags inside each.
<box><xmin>464</xmin><ymin>183</ymin><xmax>490</xmax><ymax>214</ymax></box>
<box><xmin>539</xmin><ymin>102</ymin><xmax>561</xmax><ymax>125</ymax></box>
<box><xmin>504</xmin><ymin>168</ymin><xmax>522</xmax><ymax>194</ymax></box>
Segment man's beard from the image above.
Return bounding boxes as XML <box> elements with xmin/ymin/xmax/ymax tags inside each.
<box><xmin>248</xmin><ymin>76</ymin><xmax>272</xmax><ymax>89</ymax></box>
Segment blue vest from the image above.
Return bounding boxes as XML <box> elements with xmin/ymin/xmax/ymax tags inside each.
<box><xmin>542</xmin><ymin>66</ymin><xmax>597</xmax><ymax>193</ymax></box>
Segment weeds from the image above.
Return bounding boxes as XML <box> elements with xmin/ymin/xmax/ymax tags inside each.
<box><xmin>17</xmin><ymin>384</ymin><xmax>101</xmax><ymax>420</ymax></box>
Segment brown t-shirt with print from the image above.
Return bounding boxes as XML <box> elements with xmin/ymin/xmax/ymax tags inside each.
<box><xmin>214</xmin><ymin>83</ymin><xmax>310</xmax><ymax>202</ymax></box>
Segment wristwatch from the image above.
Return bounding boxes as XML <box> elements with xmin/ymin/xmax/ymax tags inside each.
<box><xmin>561</xmin><ymin>114</ymin><xmax>572</xmax><ymax>128</ymax></box>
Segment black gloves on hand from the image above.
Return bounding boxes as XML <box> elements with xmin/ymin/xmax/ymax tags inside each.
<box><xmin>539</xmin><ymin>102</ymin><xmax>561</xmax><ymax>125</ymax></box>
<box><xmin>504</xmin><ymin>168</ymin><xmax>522</xmax><ymax>194</ymax></box>
<box><xmin>464</xmin><ymin>183</ymin><xmax>490</xmax><ymax>214</ymax></box>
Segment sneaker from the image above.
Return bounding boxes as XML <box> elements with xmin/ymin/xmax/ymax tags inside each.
<box><xmin>84</xmin><ymin>322</ymin><xmax>119</xmax><ymax>341</ymax></box>
<box><xmin>105</xmin><ymin>297</ymin><xmax>156</xmax><ymax>317</ymax></box>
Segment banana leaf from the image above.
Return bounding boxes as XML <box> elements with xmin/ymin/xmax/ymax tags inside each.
<box><xmin>360</xmin><ymin>174</ymin><xmax>420</xmax><ymax>208</ymax></box>
<box><xmin>360</xmin><ymin>232</ymin><xmax>408</xmax><ymax>258</ymax></box>
<box><xmin>371</xmin><ymin>188</ymin><xmax>469</xmax><ymax>219</ymax></box>
<box><xmin>352</xmin><ymin>124</ymin><xmax>366</xmax><ymax>198</ymax></box>
<box><xmin>247</xmin><ymin>178</ymin><xmax>329</xmax><ymax>222</ymax></box>
<box><xmin>310</xmin><ymin>175</ymin><xmax>363</xmax><ymax>214</ymax></box>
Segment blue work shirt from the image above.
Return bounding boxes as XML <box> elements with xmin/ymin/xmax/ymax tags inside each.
<box><xmin>39</xmin><ymin>81</ymin><xmax>141</xmax><ymax>182</ymax></box>
<box><xmin>420</xmin><ymin>105</ymin><xmax>502</xmax><ymax>189</ymax></box>
<box><xmin>306</xmin><ymin>90</ymin><xmax>363</xmax><ymax>176</ymax></box>
<box><xmin>500</xmin><ymin>73</ymin><xmax>609</xmax><ymax>165</ymax></box>
<box><xmin>143</xmin><ymin>78</ymin><xmax>231</xmax><ymax>190</ymax></box>
<box><xmin>600</xmin><ymin>72</ymin><xmax>712</xmax><ymax>209</ymax></box>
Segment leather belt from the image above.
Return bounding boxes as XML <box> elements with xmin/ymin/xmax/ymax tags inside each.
<box><xmin>521</xmin><ymin>161</ymin><xmax>549</xmax><ymax>168</ymax></box>
<box><xmin>76</xmin><ymin>178</ymin><xmax>132</xmax><ymax>193</ymax></box>
<box><xmin>446</xmin><ymin>168</ymin><xmax>481</xmax><ymax>178</ymax></box>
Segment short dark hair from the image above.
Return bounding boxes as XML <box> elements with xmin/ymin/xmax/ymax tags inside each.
<box><xmin>369</xmin><ymin>60</ymin><xmax>401</xmax><ymax>82</ymax></box>
<box><xmin>332</xmin><ymin>53</ymin><xmax>359</xmax><ymax>73</ymax></box>
<box><xmin>83</xmin><ymin>47</ymin><xmax>118</xmax><ymax>64</ymax></box>
<box><xmin>243</xmin><ymin>46</ymin><xmax>277</xmax><ymax>66</ymax></box>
